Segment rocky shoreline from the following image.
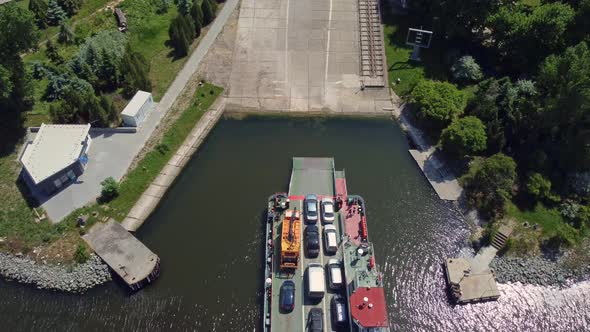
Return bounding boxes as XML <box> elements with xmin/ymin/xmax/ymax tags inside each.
<box><xmin>490</xmin><ymin>256</ymin><xmax>590</xmax><ymax>287</ymax></box>
<box><xmin>0</xmin><ymin>252</ymin><xmax>112</xmax><ymax>293</ymax></box>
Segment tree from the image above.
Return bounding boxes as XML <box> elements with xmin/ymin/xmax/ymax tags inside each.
<box><xmin>58</xmin><ymin>22</ymin><xmax>75</xmax><ymax>44</ymax></box>
<box><xmin>0</xmin><ymin>4</ymin><xmax>39</xmax><ymax>61</ymax></box>
<box><xmin>462</xmin><ymin>153</ymin><xmax>517</xmax><ymax>218</ymax></box>
<box><xmin>71</xmin><ymin>30</ymin><xmax>127</xmax><ymax>89</ymax></box>
<box><xmin>58</xmin><ymin>0</ymin><xmax>82</xmax><ymax>16</ymax></box>
<box><xmin>100</xmin><ymin>94</ymin><xmax>118</xmax><ymax>124</ymax></box>
<box><xmin>190</xmin><ymin>1</ymin><xmax>203</xmax><ymax>36</ymax></box>
<box><xmin>0</xmin><ymin>65</ymin><xmax>13</xmax><ymax>99</ymax></box>
<box><xmin>469</xmin><ymin>77</ymin><xmax>540</xmax><ymax>155</ymax></box>
<box><xmin>573</xmin><ymin>0</ymin><xmax>590</xmax><ymax>43</ymax></box>
<box><xmin>179</xmin><ymin>14</ymin><xmax>195</xmax><ymax>40</ymax></box>
<box><xmin>410</xmin><ymin>80</ymin><xmax>466</xmax><ymax>132</ymax></box>
<box><xmin>409</xmin><ymin>0</ymin><xmax>502</xmax><ymax>41</ymax></box>
<box><xmin>120</xmin><ymin>44</ymin><xmax>152</xmax><ymax>97</ymax></box>
<box><xmin>207</xmin><ymin>0</ymin><xmax>218</xmax><ymax>14</ymax></box>
<box><xmin>487</xmin><ymin>2</ymin><xmax>575</xmax><ymax>73</ymax></box>
<box><xmin>440</xmin><ymin>116</ymin><xmax>487</xmax><ymax>158</ymax></box>
<box><xmin>86</xmin><ymin>96</ymin><xmax>108</xmax><ymax>127</ymax></box>
<box><xmin>157</xmin><ymin>0</ymin><xmax>171</xmax><ymax>14</ymax></box>
<box><xmin>177</xmin><ymin>0</ymin><xmax>192</xmax><ymax>15</ymax></box>
<box><xmin>202</xmin><ymin>0</ymin><xmax>215</xmax><ymax>25</ymax></box>
<box><xmin>45</xmin><ymin>39</ymin><xmax>63</xmax><ymax>64</ymax></box>
<box><xmin>45</xmin><ymin>71</ymin><xmax>94</xmax><ymax>101</ymax></box>
<box><xmin>49</xmin><ymin>86</ymin><xmax>89</xmax><ymax>123</ymax></box>
<box><xmin>451</xmin><ymin>56</ymin><xmax>483</xmax><ymax>84</ymax></box>
<box><xmin>29</xmin><ymin>0</ymin><xmax>49</xmax><ymax>29</ymax></box>
<box><xmin>538</xmin><ymin>42</ymin><xmax>590</xmax><ymax>171</ymax></box>
<box><xmin>526</xmin><ymin>172</ymin><xmax>552</xmax><ymax>201</ymax></box>
<box><xmin>191</xmin><ymin>0</ymin><xmax>204</xmax><ymax>26</ymax></box>
<box><xmin>0</xmin><ymin>3</ymin><xmax>39</xmax><ymax>116</ymax></box>
<box><xmin>100</xmin><ymin>177</ymin><xmax>119</xmax><ymax>202</ymax></box>
<box><xmin>168</xmin><ymin>15</ymin><xmax>193</xmax><ymax>56</ymax></box>
<box><xmin>47</xmin><ymin>0</ymin><xmax>67</xmax><ymax>26</ymax></box>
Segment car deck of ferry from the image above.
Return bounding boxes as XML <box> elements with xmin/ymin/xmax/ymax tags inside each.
<box><xmin>267</xmin><ymin>157</ymin><xmax>388</xmax><ymax>332</ymax></box>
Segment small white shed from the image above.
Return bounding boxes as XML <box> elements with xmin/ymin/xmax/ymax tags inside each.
<box><xmin>121</xmin><ymin>91</ymin><xmax>153</xmax><ymax>127</ymax></box>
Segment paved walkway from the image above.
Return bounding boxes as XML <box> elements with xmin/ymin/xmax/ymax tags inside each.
<box><xmin>158</xmin><ymin>0</ymin><xmax>240</xmax><ymax>113</ymax></box>
<box><xmin>37</xmin><ymin>1</ymin><xmax>240</xmax><ymax>222</ymax></box>
<box><xmin>395</xmin><ymin>104</ymin><xmax>463</xmax><ymax>201</ymax></box>
<box><xmin>122</xmin><ymin>98</ymin><xmax>226</xmax><ymax>231</ymax></box>
<box><xmin>37</xmin><ymin>104</ymin><xmax>162</xmax><ymax>222</ymax></box>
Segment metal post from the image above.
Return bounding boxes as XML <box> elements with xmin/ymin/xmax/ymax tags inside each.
<box><xmin>410</xmin><ymin>45</ymin><xmax>421</xmax><ymax>62</ymax></box>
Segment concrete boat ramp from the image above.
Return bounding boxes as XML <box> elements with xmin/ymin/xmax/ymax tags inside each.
<box><xmin>83</xmin><ymin>220</ymin><xmax>160</xmax><ymax>291</ymax></box>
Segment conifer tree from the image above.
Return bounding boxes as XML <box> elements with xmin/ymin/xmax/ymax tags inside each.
<box><xmin>208</xmin><ymin>0</ymin><xmax>218</xmax><ymax>14</ymax></box>
<box><xmin>100</xmin><ymin>94</ymin><xmax>119</xmax><ymax>124</ymax></box>
<box><xmin>201</xmin><ymin>0</ymin><xmax>215</xmax><ymax>25</ymax></box>
<box><xmin>45</xmin><ymin>39</ymin><xmax>63</xmax><ymax>64</ymax></box>
<box><xmin>58</xmin><ymin>0</ymin><xmax>82</xmax><ymax>16</ymax></box>
<box><xmin>47</xmin><ymin>0</ymin><xmax>66</xmax><ymax>25</ymax></box>
<box><xmin>168</xmin><ymin>16</ymin><xmax>190</xmax><ymax>56</ymax></box>
<box><xmin>190</xmin><ymin>1</ymin><xmax>203</xmax><ymax>36</ymax></box>
<box><xmin>58</xmin><ymin>22</ymin><xmax>75</xmax><ymax>44</ymax></box>
<box><xmin>86</xmin><ymin>96</ymin><xmax>108</xmax><ymax>127</ymax></box>
<box><xmin>177</xmin><ymin>0</ymin><xmax>192</xmax><ymax>15</ymax></box>
<box><xmin>29</xmin><ymin>0</ymin><xmax>49</xmax><ymax>28</ymax></box>
<box><xmin>121</xmin><ymin>44</ymin><xmax>152</xmax><ymax>96</ymax></box>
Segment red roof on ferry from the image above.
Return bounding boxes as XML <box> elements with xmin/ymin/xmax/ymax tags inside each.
<box><xmin>350</xmin><ymin>287</ymin><xmax>389</xmax><ymax>327</ymax></box>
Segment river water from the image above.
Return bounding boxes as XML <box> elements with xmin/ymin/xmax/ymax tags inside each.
<box><xmin>1</xmin><ymin>118</ymin><xmax>589</xmax><ymax>331</ymax></box>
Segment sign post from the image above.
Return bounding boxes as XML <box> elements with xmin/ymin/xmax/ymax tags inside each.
<box><xmin>406</xmin><ymin>28</ymin><xmax>433</xmax><ymax>62</ymax></box>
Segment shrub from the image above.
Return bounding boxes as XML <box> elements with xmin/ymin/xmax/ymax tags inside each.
<box><xmin>440</xmin><ymin>116</ymin><xmax>487</xmax><ymax>158</ymax></box>
<box><xmin>451</xmin><ymin>55</ymin><xmax>483</xmax><ymax>83</ymax></box>
<box><xmin>74</xmin><ymin>243</ymin><xmax>89</xmax><ymax>263</ymax></box>
<box><xmin>156</xmin><ymin>143</ymin><xmax>170</xmax><ymax>155</ymax></box>
<box><xmin>410</xmin><ymin>80</ymin><xmax>466</xmax><ymax>132</ymax></box>
<box><xmin>100</xmin><ymin>177</ymin><xmax>119</xmax><ymax>202</ymax></box>
<box><xmin>525</xmin><ymin>172</ymin><xmax>552</xmax><ymax>200</ymax></box>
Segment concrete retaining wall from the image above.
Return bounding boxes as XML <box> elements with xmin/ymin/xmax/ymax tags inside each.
<box><xmin>29</xmin><ymin>127</ymin><xmax>138</xmax><ymax>134</ymax></box>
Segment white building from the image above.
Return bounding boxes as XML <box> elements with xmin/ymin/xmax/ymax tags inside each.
<box><xmin>121</xmin><ymin>91</ymin><xmax>154</xmax><ymax>127</ymax></box>
<box><xmin>20</xmin><ymin>124</ymin><xmax>92</xmax><ymax>194</ymax></box>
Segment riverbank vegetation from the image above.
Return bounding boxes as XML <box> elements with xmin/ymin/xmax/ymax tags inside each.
<box><xmin>0</xmin><ymin>0</ymin><xmax>223</xmax><ymax>263</ymax></box>
<box><xmin>383</xmin><ymin>0</ymin><xmax>590</xmax><ymax>257</ymax></box>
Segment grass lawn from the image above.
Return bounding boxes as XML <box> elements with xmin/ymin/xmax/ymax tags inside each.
<box><xmin>381</xmin><ymin>10</ymin><xmax>478</xmax><ymax>100</ymax></box>
<box><xmin>119</xmin><ymin>1</ymin><xmax>180</xmax><ymax>100</ymax></box>
<box><xmin>23</xmin><ymin>0</ymin><xmax>217</xmax><ymax>126</ymax></box>
<box><xmin>504</xmin><ymin>201</ymin><xmax>581</xmax><ymax>254</ymax></box>
<box><xmin>382</xmin><ymin>11</ymin><xmax>449</xmax><ymax>97</ymax></box>
<box><xmin>0</xmin><ymin>125</ymin><xmax>75</xmax><ymax>255</ymax></box>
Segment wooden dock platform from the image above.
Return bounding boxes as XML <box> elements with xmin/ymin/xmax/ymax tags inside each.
<box><xmin>445</xmin><ymin>258</ymin><xmax>500</xmax><ymax>304</ymax></box>
<box><xmin>83</xmin><ymin>220</ymin><xmax>160</xmax><ymax>290</ymax></box>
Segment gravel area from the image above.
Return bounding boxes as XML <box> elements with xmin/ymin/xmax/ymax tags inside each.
<box><xmin>491</xmin><ymin>256</ymin><xmax>590</xmax><ymax>287</ymax></box>
<box><xmin>0</xmin><ymin>252</ymin><xmax>111</xmax><ymax>293</ymax></box>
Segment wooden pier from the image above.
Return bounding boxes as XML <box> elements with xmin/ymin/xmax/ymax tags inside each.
<box><xmin>83</xmin><ymin>220</ymin><xmax>160</xmax><ymax>291</ymax></box>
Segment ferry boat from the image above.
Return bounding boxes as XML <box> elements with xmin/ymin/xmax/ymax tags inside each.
<box><xmin>262</xmin><ymin>158</ymin><xmax>390</xmax><ymax>331</ymax></box>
